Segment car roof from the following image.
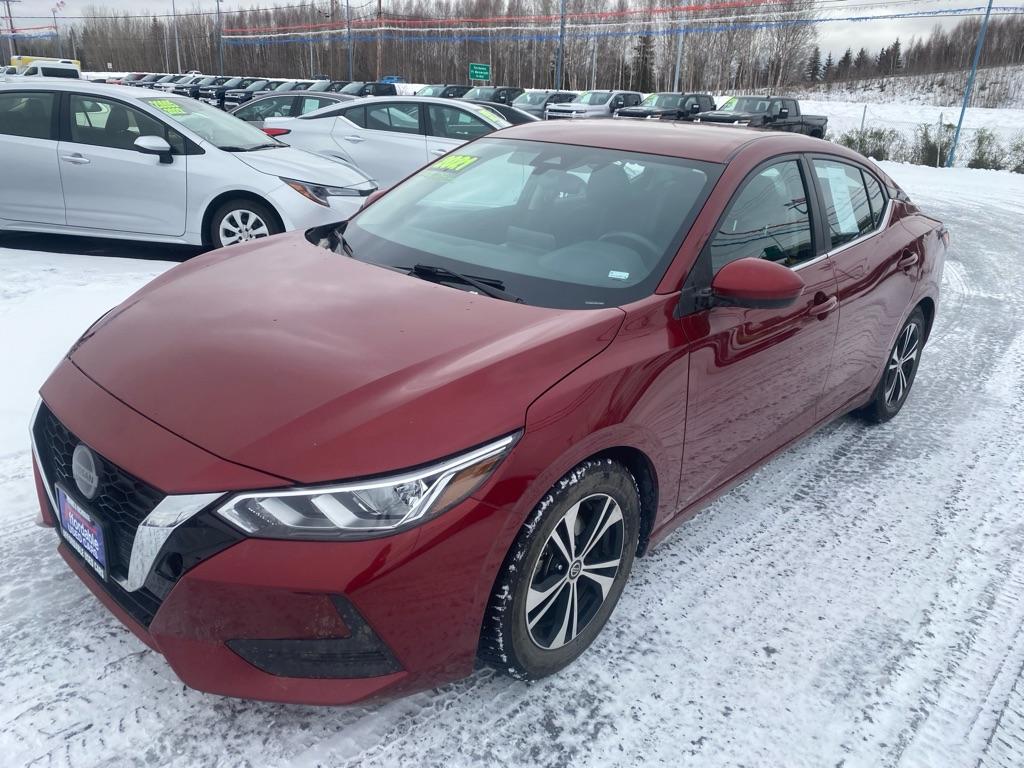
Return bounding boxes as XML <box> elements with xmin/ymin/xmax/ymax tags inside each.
<box><xmin>0</xmin><ymin>79</ymin><xmax>157</xmax><ymax>100</ymax></box>
<box><xmin>495</xmin><ymin>121</ymin><xmax>829</xmax><ymax>164</ymax></box>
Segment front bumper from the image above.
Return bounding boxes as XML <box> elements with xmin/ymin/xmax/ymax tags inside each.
<box><xmin>265</xmin><ymin>181</ymin><xmax>365</xmax><ymax>232</ymax></box>
<box><xmin>33</xmin><ymin>360</ymin><xmax>512</xmax><ymax>704</ymax></box>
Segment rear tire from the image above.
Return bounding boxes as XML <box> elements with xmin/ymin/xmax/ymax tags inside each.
<box><xmin>479</xmin><ymin>458</ymin><xmax>640</xmax><ymax>680</ymax></box>
<box><xmin>855</xmin><ymin>306</ymin><xmax>926</xmax><ymax>423</ymax></box>
<box><xmin>208</xmin><ymin>198</ymin><xmax>281</xmax><ymax>249</ymax></box>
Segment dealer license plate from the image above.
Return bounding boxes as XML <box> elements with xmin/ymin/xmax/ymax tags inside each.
<box><xmin>57</xmin><ymin>486</ymin><xmax>108</xmax><ymax>580</ymax></box>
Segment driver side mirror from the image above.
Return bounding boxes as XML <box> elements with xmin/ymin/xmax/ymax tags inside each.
<box><xmin>360</xmin><ymin>187</ymin><xmax>388</xmax><ymax>209</ymax></box>
<box><xmin>710</xmin><ymin>257</ymin><xmax>804</xmax><ymax>309</ymax></box>
<box><xmin>134</xmin><ymin>135</ymin><xmax>173</xmax><ymax>164</ymax></box>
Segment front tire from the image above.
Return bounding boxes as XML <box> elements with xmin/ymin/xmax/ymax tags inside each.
<box><xmin>480</xmin><ymin>458</ymin><xmax>640</xmax><ymax>679</ymax></box>
<box><xmin>855</xmin><ymin>306</ymin><xmax>926</xmax><ymax>423</ymax></box>
<box><xmin>208</xmin><ymin>199</ymin><xmax>281</xmax><ymax>249</ymax></box>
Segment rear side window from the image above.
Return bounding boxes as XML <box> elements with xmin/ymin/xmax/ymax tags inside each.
<box><xmin>365</xmin><ymin>103</ymin><xmax>421</xmax><ymax>134</ymax></box>
<box><xmin>41</xmin><ymin>67</ymin><xmax>79</xmax><ymax>78</ymax></box>
<box><xmin>709</xmin><ymin>159</ymin><xmax>814</xmax><ymax>271</ymax></box>
<box><xmin>0</xmin><ymin>91</ymin><xmax>55</xmax><ymax>139</ymax></box>
<box><xmin>427</xmin><ymin>104</ymin><xmax>491</xmax><ymax>141</ymax></box>
<box><xmin>813</xmin><ymin>158</ymin><xmax>875</xmax><ymax>248</ymax></box>
<box><xmin>341</xmin><ymin>105</ymin><xmax>366</xmax><ymax>127</ymax></box>
<box><xmin>863</xmin><ymin>170</ymin><xmax>887</xmax><ymax>228</ymax></box>
<box><xmin>299</xmin><ymin>96</ymin><xmax>338</xmax><ymax>114</ymax></box>
<box><xmin>235</xmin><ymin>96</ymin><xmax>293</xmax><ymax>122</ymax></box>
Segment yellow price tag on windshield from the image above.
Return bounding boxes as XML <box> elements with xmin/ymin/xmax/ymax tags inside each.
<box><xmin>150</xmin><ymin>99</ymin><xmax>186</xmax><ymax>116</ymax></box>
<box><xmin>431</xmin><ymin>154</ymin><xmax>478</xmax><ymax>172</ymax></box>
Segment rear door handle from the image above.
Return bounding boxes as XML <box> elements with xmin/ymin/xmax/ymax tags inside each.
<box><xmin>60</xmin><ymin>153</ymin><xmax>90</xmax><ymax>165</ymax></box>
<box><xmin>430</xmin><ymin>148</ymin><xmax>447</xmax><ymax>155</ymax></box>
<box><xmin>808</xmin><ymin>295</ymin><xmax>838</xmax><ymax>317</ymax></box>
<box><xmin>342</xmin><ymin>135</ymin><xmax>365</xmax><ymax>143</ymax></box>
<box><xmin>898</xmin><ymin>250</ymin><xmax>920</xmax><ymax>270</ymax></box>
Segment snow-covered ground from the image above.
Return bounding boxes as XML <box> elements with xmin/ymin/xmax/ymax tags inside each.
<box><xmin>2</xmin><ymin>163</ymin><xmax>1024</xmax><ymax>767</ymax></box>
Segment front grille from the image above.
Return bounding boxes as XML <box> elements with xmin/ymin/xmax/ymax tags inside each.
<box><xmin>34</xmin><ymin>404</ymin><xmax>165</xmax><ymax>581</ymax></box>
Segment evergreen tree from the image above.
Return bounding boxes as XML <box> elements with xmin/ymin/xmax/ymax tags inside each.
<box><xmin>838</xmin><ymin>47</ymin><xmax>854</xmax><ymax>79</ymax></box>
<box><xmin>631</xmin><ymin>34</ymin><xmax>655</xmax><ymax>93</ymax></box>
<box><xmin>854</xmin><ymin>47</ymin><xmax>871</xmax><ymax>74</ymax></box>
<box><xmin>890</xmin><ymin>37</ymin><xmax>903</xmax><ymax>73</ymax></box>
<box><xmin>805</xmin><ymin>45</ymin><xmax>822</xmax><ymax>83</ymax></box>
<box><xmin>823</xmin><ymin>52</ymin><xmax>835</xmax><ymax>81</ymax></box>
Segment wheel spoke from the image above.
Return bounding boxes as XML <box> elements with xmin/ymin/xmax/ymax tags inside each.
<box><xmin>527</xmin><ymin>580</ymin><xmax>569</xmax><ymax>630</ymax></box>
<box><xmin>581</xmin><ymin>497</ymin><xmax>623</xmax><ymax>559</ymax></box>
<box><xmin>582</xmin><ymin>557</ymin><xmax>621</xmax><ymax>572</ymax></box>
<box><xmin>551</xmin><ymin>581</ymin><xmax>578</xmax><ymax>647</ymax></box>
<box><xmin>250</xmin><ymin>220</ymin><xmax>270</xmax><ymax>237</ymax></box>
<box><xmin>580</xmin><ymin>569</ymin><xmax>616</xmax><ymax>600</ymax></box>
<box><xmin>526</xmin><ymin>575</ymin><xmax>568</xmax><ymax>613</ymax></box>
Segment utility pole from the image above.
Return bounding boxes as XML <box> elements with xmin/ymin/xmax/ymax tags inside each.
<box><xmin>308</xmin><ymin>2</ymin><xmax>315</xmax><ymax>77</ymax></box>
<box><xmin>672</xmin><ymin>27</ymin><xmax>684</xmax><ymax>91</ymax></box>
<box><xmin>216</xmin><ymin>0</ymin><xmax>224</xmax><ymax>75</ymax></box>
<box><xmin>4</xmin><ymin>0</ymin><xmax>21</xmax><ymax>59</ymax></box>
<box><xmin>946</xmin><ymin>0</ymin><xmax>993</xmax><ymax>167</ymax></box>
<box><xmin>171</xmin><ymin>0</ymin><xmax>181</xmax><ymax>72</ymax></box>
<box><xmin>346</xmin><ymin>0</ymin><xmax>353</xmax><ymax>81</ymax></box>
<box><xmin>590</xmin><ymin>37</ymin><xmax>596</xmax><ymax>90</ymax></box>
<box><xmin>51</xmin><ymin>8</ymin><xmax>61</xmax><ymax>58</ymax></box>
<box><xmin>554</xmin><ymin>0</ymin><xmax>566</xmax><ymax>89</ymax></box>
<box><xmin>375</xmin><ymin>0</ymin><xmax>381</xmax><ymax>80</ymax></box>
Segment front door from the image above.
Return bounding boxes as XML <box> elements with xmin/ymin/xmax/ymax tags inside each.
<box><xmin>0</xmin><ymin>90</ymin><xmax>65</xmax><ymax>225</ymax></box>
<box><xmin>678</xmin><ymin>157</ymin><xmax>840</xmax><ymax>506</ymax></box>
<box><xmin>59</xmin><ymin>93</ymin><xmax>187</xmax><ymax>237</ymax></box>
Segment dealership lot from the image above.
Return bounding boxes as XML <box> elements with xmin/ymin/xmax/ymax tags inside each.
<box><xmin>1</xmin><ymin>161</ymin><xmax>1022</xmax><ymax>765</ymax></box>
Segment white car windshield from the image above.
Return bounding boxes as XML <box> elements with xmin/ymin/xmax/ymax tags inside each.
<box><xmin>138</xmin><ymin>96</ymin><xmax>281</xmax><ymax>150</ymax></box>
<box><xmin>342</xmin><ymin>138</ymin><xmax>722</xmax><ymax>309</ymax></box>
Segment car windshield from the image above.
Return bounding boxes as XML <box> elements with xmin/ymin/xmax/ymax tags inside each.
<box><xmin>307</xmin><ymin>81</ymin><xmax>333</xmax><ymax>91</ymax></box>
<box><xmin>575</xmin><ymin>91</ymin><xmax>612</xmax><ymax>105</ymax></box>
<box><xmin>244</xmin><ymin>79</ymin><xmax>269</xmax><ymax>90</ymax></box>
<box><xmin>417</xmin><ymin>85</ymin><xmax>446</xmax><ymax>96</ymax></box>
<box><xmin>462</xmin><ymin>87</ymin><xmax>496</xmax><ymax>100</ymax></box>
<box><xmin>342</xmin><ymin>138</ymin><xmax>721</xmax><ymax>309</ymax></box>
<box><xmin>719</xmin><ymin>96</ymin><xmax>771</xmax><ymax>113</ymax></box>
<box><xmin>340</xmin><ymin>81</ymin><xmax>367</xmax><ymax>94</ymax></box>
<box><xmin>138</xmin><ymin>95</ymin><xmax>280</xmax><ymax>150</ymax></box>
<box><xmin>513</xmin><ymin>91</ymin><xmax>550</xmax><ymax>106</ymax></box>
<box><xmin>641</xmin><ymin>93</ymin><xmax>683</xmax><ymax>108</ymax></box>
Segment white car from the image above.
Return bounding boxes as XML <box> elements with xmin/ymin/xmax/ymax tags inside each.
<box><xmin>263</xmin><ymin>96</ymin><xmax>511</xmax><ymax>188</ymax></box>
<box><xmin>0</xmin><ymin>79</ymin><xmax>376</xmax><ymax>248</ymax></box>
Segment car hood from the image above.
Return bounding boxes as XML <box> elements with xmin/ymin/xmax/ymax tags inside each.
<box><xmin>699</xmin><ymin>110</ymin><xmax>756</xmax><ymax>122</ymax></box>
<box><xmin>230</xmin><ymin>146</ymin><xmax>373</xmax><ymax>189</ymax></box>
<box><xmin>70</xmin><ymin>233</ymin><xmax>625</xmax><ymax>484</ymax></box>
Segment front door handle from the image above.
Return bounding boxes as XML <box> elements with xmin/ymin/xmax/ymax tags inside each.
<box><xmin>342</xmin><ymin>135</ymin><xmax>365</xmax><ymax>143</ymax></box>
<box><xmin>61</xmin><ymin>153</ymin><xmax>90</xmax><ymax>165</ymax></box>
<box><xmin>808</xmin><ymin>295</ymin><xmax>838</xmax><ymax>318</ymax></box>
<box><xmin>430</xmin><ymin>148</ymin><xmax>447</xmax><ymax>155</ymax></box>
<box><xmin>898</xmin><ymin>250</ymin><xmax>920</xmax><ymax>270</ymax></box>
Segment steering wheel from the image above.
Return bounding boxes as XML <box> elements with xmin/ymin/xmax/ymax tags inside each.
<box><xmin>597</xmin><ymin>231</ymin><xmax>661</xmax><ymax>266</ymax></box>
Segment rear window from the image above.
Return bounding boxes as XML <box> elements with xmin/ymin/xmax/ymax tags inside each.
<box><xmin>41</xmin><ymin>67</ymin><xmax>79</xmax><ymax>78</ymax></box>
<box><xmin>0</xmin><ymin>91</ymin><xmax>56</xmax><ymax>139</ymax></box>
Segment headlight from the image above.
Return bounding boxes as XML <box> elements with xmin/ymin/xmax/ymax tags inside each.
<box><xmin>215</xmin><ymin>433</ymin><xmax>518</xmax><ymax>540</ymax></box>
<box><xmin>734</xmin><ymin>120</ymin><xmax>751</xmax><ymax>126</ymax></box>
<box><xmin>282</xmin><ymin>177</ymin><xmax>376</xmax><ymax>207</ymax></box>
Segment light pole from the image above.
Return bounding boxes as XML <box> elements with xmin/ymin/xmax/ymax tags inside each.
<box><xmin>216</xmin><ymin>0</ymin><xmax>224</xmax><ymax>75</ymax></box>
<box><xmin>51</xmin><ymin>1</ymin><xmax>66</xmax><ymax>58</ymax></box>
<box><xmin>171</xmin><ymin>0</ymin><xmax>181</xmax><ymax>72</ymax></box>
<box><xmin>3</xmin><ymin>0</ymin><xmax>21</xmax><ymax>59</ymax></box>
<box><xmin>345</xmin><ymin>0</ymin><xmax>352</xmax><ymax>81</ymax></box>
<box><xmin>946</xmin><ymin>0</ymin><xmax>994</xmax><ymax>167</ymax></box>
<box><xmin>554</xmin><ymin>0</ymin><xmax>566</xmax><ymax>89</ymax></box>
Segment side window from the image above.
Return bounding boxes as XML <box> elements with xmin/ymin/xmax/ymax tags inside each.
<box><xmin>299</xmin><ymin>96</ymin><xmax>336</xmax><ymax>114</ymax></box>
<box><xmin>341</xmin><ymin>105</ymin><xmax>366</xmax><ymax>127</ymax></box>
<box><xmin>427</xmin><ymin>104</ymin><xmax>491</xmax><ymax>141</ymax></box>
<box><xmin>862</xmin><ymin>170</ymin><xmax>887</xmax><ymax>228</ymax></box>
<box><xmin>364</xmin><ymin>102</ymin><xmax>421</xmax><ymax>134</ymax></box>
<box><xmin>237</xmin><ymin>97</ymin><xmax>291</xmax><ymax>121</ymax></box>
<box><xmin>812</xmin><ymin>159</ymin><xmax>875</xmax><ymax>248</ymax></box>
<box><xmin>0</xmin><ymin>91</ymin><xmax>56</xmax><ymax>139</ymax></box>
<box><xmin>709</xmin><ymin>160</ymin><xmax>814</xmax><ymax>272</ymax></box>
<box><xmin>69</xmin><ymin>95</ymin><xmax>167</xmax><ymax>151</ymax></box>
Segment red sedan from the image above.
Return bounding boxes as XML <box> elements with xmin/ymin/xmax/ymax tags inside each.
<box><xmin>32</xmin><ymin>121</ymin><xmax>946</xmax><ymax>704</ymax></box>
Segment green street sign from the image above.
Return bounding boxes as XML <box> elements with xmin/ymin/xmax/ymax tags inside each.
<box><xmin>468</xmin><ymin>62</ymin><xmax>491</xmax><ymax>81</ymax></box>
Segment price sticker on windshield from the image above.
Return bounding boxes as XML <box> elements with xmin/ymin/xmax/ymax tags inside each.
<box><xmin>430</xmin><ymin>154</ymin><xmax>479</xmax><ymax>173</ymax></box>
<box><xmin>149</xmin><ymin>99</ymin><xmax>186</xmax><ymax>116</ymax></box>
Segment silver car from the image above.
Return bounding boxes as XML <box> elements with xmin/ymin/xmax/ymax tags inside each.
<box><xmin>545</xmin><ymin>90</ymin><xmax>643</xmax><ymax>120</ymax></box>
<box><xmin>0</xmin><ymin>79</ymin><xmax>376</xmax><ymax>248</ymax></box>
<box><xmin>262</xmin><ymin>96</ymin><xmax>511</xmax><ymax>187</ymax></box>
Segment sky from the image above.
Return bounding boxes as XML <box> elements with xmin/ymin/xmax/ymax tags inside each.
<box><xmin>4</xmin><ymin>0</ymin><xmax>1013</xmax><ymax>58</ymax></box>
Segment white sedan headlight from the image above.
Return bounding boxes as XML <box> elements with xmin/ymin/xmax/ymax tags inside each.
<box><xmin>216</xmin><ymin>434</ymin><xmax>518</xmax><ymax>540</ymax></box>
<box><xmin>282</xmin><ymin>177</ymin><xmax>377</xmax><ymax>207</ymax></box>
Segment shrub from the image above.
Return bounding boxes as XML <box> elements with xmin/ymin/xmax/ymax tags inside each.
<box><xmin>836</xmin><ymin>127</ymin><xmax>905</xmax><ymax>162</ymax></box>
<box><xmin>910</xmin><ymin>122</ymin><xmax>956</xmax><ymax>166</ymax></box>
<box><xmin>1009</xmin><ymin>133</ymin><xmax>1024</xmax><ymax>174</ymax></box>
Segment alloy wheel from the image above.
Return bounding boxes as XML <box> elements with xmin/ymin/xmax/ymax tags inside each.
<box><xmin>219</xmin><ymin>209</ymin><xmax>271</xmax><ymax>245</ymax></box>
<box><xmin>884</xmin><ymin>321</ymin><xmax>920</xmax><ymax>407</ymax></box>
<box><xmin>525</xmin><ymin>493</ymin><xmax>625</xmax><ymax>650</ymax></box>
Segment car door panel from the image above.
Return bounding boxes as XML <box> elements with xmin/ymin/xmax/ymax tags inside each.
<box><xmin>677</xmin><ymin>157</ymin><xmax>839</xmax><ymax>506</ymax></box>
<box><xmin>0</xmin><ymin>91</ymin><xmax>65</xmax><ymax>225</ymax></box>
<box><xmin>332</xmin><ymin>102</ymin><xmax>427</xmax><ymax>187</ymax></box>
<box><xmin>59</xmin><ymin>94</ymin><xmax>187</xmax><ymax>237</ymax></box>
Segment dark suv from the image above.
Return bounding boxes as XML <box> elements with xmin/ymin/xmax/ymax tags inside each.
<box><xmin>460</xmin><ymin>85</ymin><xmax>524</xmax><ymax>105</ymax></box>
<box><xmin>616</xmin><ymin>92</ymin><xmax>716</xmax><ymax>120</ymax></box>
<box><xmin>417</xmin><ymin>84</ymin><xmax>472</xmax><ymax>98</ymax></box>
<box><xmin>222</xmin><ymin>79</ymin><xmax>288</xmax><ymax>109</ymax></box>
<box><xmin>511</xmin><ymin>90</ymin><xmax>578</xmax><ymax>119</ymax></box>
<box><xmin>339</xmin><ymin>81</ymin><xmax>399</xmax><ymax>97</ymax></box>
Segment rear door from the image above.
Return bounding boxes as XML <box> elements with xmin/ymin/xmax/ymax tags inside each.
<box><xmin>678</xmin><ymin>157</ymin><xmax>839</xmax><ymax>505</ymax></box>
<box><xmin>0</xmin><ymin>90</ymin><xmax>64</xmax><ymax>225</ymax></box>
<box><xmin>332</xmin><ymin>101</ymin><xmax>427</xmax><ymax>186</ymax></box>
<box><xmin>58</xmin><ymin>93</ymin><xmax>187</xmax><ymax>236</ymax></box>
<box><xmin>809</xmin><ymin>156</ymin><xmax>919</xmax><ymax>415</ymax></box>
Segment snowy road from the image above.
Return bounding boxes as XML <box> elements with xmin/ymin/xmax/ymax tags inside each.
<box><xmin>1</xmin><ymin>163</ymin><xmax>1023</xmax><ymax>768</ymax></box>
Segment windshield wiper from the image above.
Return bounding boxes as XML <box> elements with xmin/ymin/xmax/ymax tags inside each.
<box><xmin>218</xmin><ymin>143</ymin><xmax>282</xmax><ymax>152</ymax></box>
<box><xmin>407</xmin><ymin>263</ymin><xmax>523</xmax><ymax>303</ymax></box>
